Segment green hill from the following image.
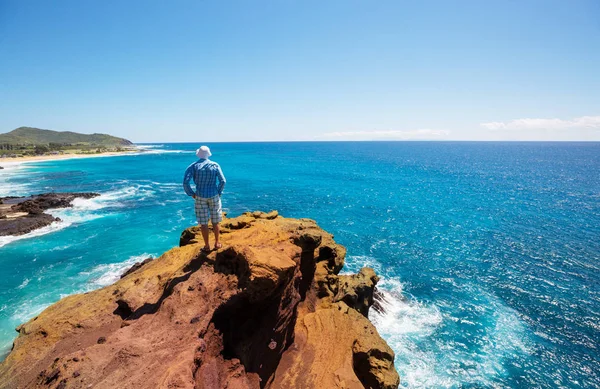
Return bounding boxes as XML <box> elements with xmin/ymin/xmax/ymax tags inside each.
<box><xmin>0</xmin><ymin>127</ymin><xmax>133</xmax><ymax>146</ymax></box>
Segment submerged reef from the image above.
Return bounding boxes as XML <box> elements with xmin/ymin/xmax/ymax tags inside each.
<box><xmin>0</xmin><ymin>211</ymin><xmax>399</xmax><ymax>388</ymax></box>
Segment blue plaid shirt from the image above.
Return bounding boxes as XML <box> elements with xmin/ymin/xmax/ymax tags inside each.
<box><xmin>183</xmin><ymin>159</ymin><xmax>226</xmax><ymax>198</ymax></box>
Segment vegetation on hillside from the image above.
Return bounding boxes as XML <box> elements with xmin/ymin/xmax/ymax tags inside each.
<box><xmin>0</xmin><ymin>127</ymin><xmax>132</xmax><ymax>146</ymax></box>
<box><xmin>0</xmin><ymin>127</ymin><xmax>134</xmax><ymax>157</ymax></box>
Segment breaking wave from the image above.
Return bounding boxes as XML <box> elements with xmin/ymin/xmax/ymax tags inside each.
<box><xmin>348</xmin><ymin>255</ymin><xmax>532</xmax><ymax>388</ymax></box>
<box><xmin>78</xmin><ymin>253</ymin><xmax>155</xmax><ymax>292</ymax></box>
<box><xmin>0</xmin><ymin>214</ymin><xmax>102</xmax><ymax>248</ymax></box>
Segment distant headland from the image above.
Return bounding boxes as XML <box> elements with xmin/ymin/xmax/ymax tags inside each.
<box><xmin>0</xmin><ymin>127</ymin><xmax>137</xmax><ymax>163</ymax></box>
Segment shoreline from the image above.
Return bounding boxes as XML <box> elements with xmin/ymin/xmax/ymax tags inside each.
<box><xmin>0</xmin><ymin>149</ymin><xmax>144</xmax><ymax>167</ymax></box>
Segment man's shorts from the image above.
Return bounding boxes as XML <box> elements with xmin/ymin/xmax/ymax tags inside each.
<box><xmin>194</xmin><ymin>195</ymin><xmax>223</xmax><ymax>225</ymax></box>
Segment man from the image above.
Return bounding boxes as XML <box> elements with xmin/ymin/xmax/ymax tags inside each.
<box><xmin>183</xmin><ymin>145</ymin><xmax>226</xmax><ymax>252</ymax></box>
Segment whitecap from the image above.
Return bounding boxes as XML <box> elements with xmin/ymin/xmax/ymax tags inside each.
<box><xmin>70</xmin><ymin>185</ymin><xmax>157</xmax><ymax>211</ymax></box>
<box><xmin>134</xmin><ymin>144</ymin><xmax>188</xmax><ymax>154</ymax></box>
<box><xmin>135</xmin><ymin>144</ymin><xmax>164</xmax><ymax>149</ymax></box>
<box><xmin>16</xmin><ymin>278</ymin><xmax>30</xmax><ymax>290</ymax></box>
<box><xmin>144</xmin><ymin>149</ymin><xmax>188</xmax><ymax>154</ymax></box>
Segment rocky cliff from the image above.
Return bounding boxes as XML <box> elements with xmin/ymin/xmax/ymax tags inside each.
<box><xmin>0</xmin><ymin>212</ymin><xmax>399</xmax><ymax>389</ymax></box>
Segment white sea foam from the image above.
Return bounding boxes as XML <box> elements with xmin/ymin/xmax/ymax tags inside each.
<box><xmin>0</xmin><ymin>163</ymin><xmax>32</xmax><ymax>196</ymax></box>
<box><xmin>0</xmin><ymin>182</ymin><xmax>31</xmax><ymax>197</ymax></box>
<box><xmin>134</xmin><ymin>144</ymin><xmax>188</xmax><ymax>154</ymax></box>
<box><xmin>0</xmin><ymin>207</ymin><xmax>107</xmax><ymax>248</ymax></box>
<box><xmin>143</xmin><ymin>149</ymin><xmax>188</xmax><ymax>154</ymax></box>
<box><xmin>341</xmin><ymin>255</ymin><xmax>385</xmax><ymax>275</ymax></box>
<box><xmin>10</xmin><ymin>299</ymin><xmax>53</xmax><ymax>324</ymax></box>
<box><xmin>346</xmin><ymin>255</ymin><xmax>531</xmax><ymax>388</ymax></box>
<box><xmin>67</xmin><ymin>184</ymin><xmax>157</xmax><ymax>212</ymax></box>
<box><xmin>80</xmin><ymin>253</ymin><xmax>154</xmax><ymax>291</ymax></box>
<box><xmin>0</xmin><ymin>220</ymin><xmax>68</xmax><ymax>248</ymax></box>
<box><xmin>371</xmin><ymin>282</ymin><xmax>442</xmax><ymax>339</ymax></box>
<box><xmin>99</xmin><ymin>185</ymin><xmax>157</xmax><ymax>203</ymax></box>
<box><xmin>135</xmin><ymin>144</ymin><xmax>164</xmax><ymax>149</ymax></box>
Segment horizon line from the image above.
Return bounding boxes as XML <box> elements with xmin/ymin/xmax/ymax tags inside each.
<box><xmin>133</xmin><ymin>139</ymin><xmax>600</xmax><ymax>144</ymax></box>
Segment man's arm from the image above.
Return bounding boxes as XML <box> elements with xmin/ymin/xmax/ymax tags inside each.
<box><xmin>217</xmin><ymin>165</ymin><xmax>226</xmax><ymax>196</ymax></box>
<box><xmin>183</xmin><ymin>164</ymin><xmax>196</xmax><ymax>197</ymax></box>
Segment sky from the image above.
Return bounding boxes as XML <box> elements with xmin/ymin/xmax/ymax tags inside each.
<box><xmin>0</xmin><ymin>0</ymin><xmax>599</xmax><ymax>142</ymax></box>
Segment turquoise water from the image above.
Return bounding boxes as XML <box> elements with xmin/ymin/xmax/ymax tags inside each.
<box><xmin>1</xmin><ymin>142</ymin><xmax>599</xmax><ymax>388</ymax></box>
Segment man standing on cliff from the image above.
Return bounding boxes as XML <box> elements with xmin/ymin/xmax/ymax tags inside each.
<box><xmin>183</xmin><ymin>145</ymin><xmax>226</xmax><ymax>252</ymax></box>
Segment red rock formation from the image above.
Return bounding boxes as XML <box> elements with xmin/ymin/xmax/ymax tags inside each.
<box><xmin>0</xmin><ymin>212</ymin><xmax>399</xmax><ymax>389</ymax></box>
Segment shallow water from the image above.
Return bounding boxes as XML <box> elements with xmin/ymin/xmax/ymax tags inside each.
<box><xmin>1</xmin><ymin>142</ymin><xmax>599</xmax><ymax>388</ymax></box>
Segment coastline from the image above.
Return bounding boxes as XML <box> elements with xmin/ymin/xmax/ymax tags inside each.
<box><xmin>0</xmin><ymin>149</ymin><xmax>143</xmax><ymax>167</ymax></box>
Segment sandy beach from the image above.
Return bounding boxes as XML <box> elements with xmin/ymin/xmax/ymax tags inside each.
<box><xmin>0</xmin><ymin>149</ymin><xmax>143</xmax><ymax>167</ymax></box>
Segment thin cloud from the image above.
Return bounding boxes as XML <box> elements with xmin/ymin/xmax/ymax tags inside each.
<box><xmin>481</xmin><ymin>116</ymin><xmax>600</xmax><ymax>131</ymax></box>
<box><xmin>318</xmin><ymin>129</ymin><xmax>450</xmax><ymax>140</ymax></box>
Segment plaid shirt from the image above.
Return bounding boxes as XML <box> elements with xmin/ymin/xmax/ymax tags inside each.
<box><xmin>183</xmin><ymin>159</ymin><xmax>226</xmax><ymax>198</ymax></box>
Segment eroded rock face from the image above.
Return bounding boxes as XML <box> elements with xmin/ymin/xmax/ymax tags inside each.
<box><xmin>0</xmin><ymin>211</ymin><xmax>399</xmax><ymax>389</ymax></box>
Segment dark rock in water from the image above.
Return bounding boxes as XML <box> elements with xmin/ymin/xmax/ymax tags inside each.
<box><xmin>0</xmin><ymin>213</ymin><xmax>57</xmax><ymax>236</ymax></box>
<box><xmin>11</xmin><ymin>193</ymin><xmax>98</xmax><ymax>214</ymax></box>
<box><xmin>0</xmin><ymin>192</ymin><xmax>99</xmax><ymax>236</ymax></box>
<box><xmin>120</xmin><ymin>257</ymin><xmax>154</xmax><ymax>278</ymax></box>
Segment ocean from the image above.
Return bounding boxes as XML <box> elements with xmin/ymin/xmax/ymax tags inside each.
<box><xmin>0</xmin><ymin>142</ymin><xmax>598</xmax><ymax>388</ymax></box>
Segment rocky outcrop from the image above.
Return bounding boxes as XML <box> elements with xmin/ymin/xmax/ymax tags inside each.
<box><xmin>0</xmin><ymin>193</ymin><xmax>99</xmax><ymax>236</ymax></box>
<box><xmin>0</xmin><ymin>212</ymin><xmax>399</xmax><ymax>389</ymax></box>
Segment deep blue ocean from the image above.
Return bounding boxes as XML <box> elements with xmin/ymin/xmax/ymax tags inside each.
<box><xmin>0</xmin><ymin>142</ymin><xmax>599</xmax><ymax>388</ymax></box>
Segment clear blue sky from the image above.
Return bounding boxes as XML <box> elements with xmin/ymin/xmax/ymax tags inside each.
<box><xmin>1</xmin><ymin>0</ymin><xmax>599</xmax><ymax>142</ymax></box>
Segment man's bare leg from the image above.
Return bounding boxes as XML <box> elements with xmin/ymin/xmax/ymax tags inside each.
<box><xmin>200</xmin><ymin>224</ymin><xmax>210</xmax><ymax>251</ymax></box>
<box><xmin>213</xmin><ymin>223</ymin><xmax>221</xmax><ymax>249</ymax></box>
